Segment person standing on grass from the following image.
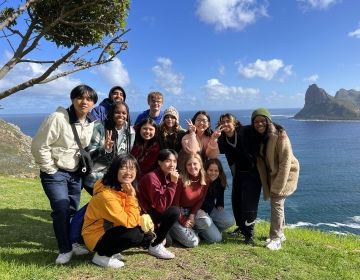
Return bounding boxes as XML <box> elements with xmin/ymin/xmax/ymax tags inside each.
<box><xmin>90</xmin><ymin>86</ymin><xmax>126</xmax><ymax>121</ymax></box>
<box><xmin>138</xmin><ymin>149</ymin><xmax>180</xmax><ymax>259</ymax></box>
<box><xmin>83</xmin><ymin>101</ymin><xmax>135</xmax><ymax>195</ymax></box>
<box><xmin>216</xmin><ymin>113</ymin><xmax>262</xmax><ymax>245</ymax></box>
<box><xmin>134</xmin><ymin>91</ymin><xmax>164</xmax><ymax>125</ymax></box>
<box><xmin>31</xmin><ymin>85</ymin><xmax>98</xmax><ymax>265</ymax></box>
<box><xmin>251</xmin><ymin>108</ymin><xmax>299</xmax><ymax>251</ymax></box>
<box><xmin>82</xmin><ymin>154</ymin><xmax>149</xmax><ymax>269</ymax></box>
<box><xmin>200</xmin><ymin>158</ymin><xmax>235</xmax><ymax>242</ymax></box>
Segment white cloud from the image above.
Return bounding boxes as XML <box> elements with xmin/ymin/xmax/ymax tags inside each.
<box><xmin>304</xmin><ymin>74</ymin><xmax>319</xmax><ymax>82</ymax></box>
<box><xmin>196</xmin><ymin>0</ymin><xmax>268</xmax><ymax>31</ymax></box>
<box><xmin>203</xmin><ymin>78</ymin><xmax>259</xmax><ymax>100</ymax></box>
<box><xmin>238</xmin><ymin>58</ymin><xmax>292</xmax><ymax>81</ymax></box>
<box><xmin>152</xmin><ymin>57</ymin><xmax>184</xmax><ymax>95</ymax></box>
<box><xmin>97</xmin><ymin>58</ymin><xmax>130</xmax><ymax>87</ymax></box>
<box><xmin>348</xmin><ymin>26</ymin><xmax>360</xmax><ymax>39</ymax></box>
<box><xmin>297</xmin><ymin>0</ymin><xmax>338</xmax><ymax>10</ymax></box>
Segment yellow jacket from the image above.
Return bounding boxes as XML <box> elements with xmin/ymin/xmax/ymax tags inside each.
<box><xmin>257</xmin><ymin>123</ymin><xmax>300</xmax><ymax>200</ymax></box>
<box><xmin>82</xmin><ymin>180</ymin><xmax>141</xmax><ymax>251</ymax></box>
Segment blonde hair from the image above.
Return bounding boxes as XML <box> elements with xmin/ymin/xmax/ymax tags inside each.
<box><xmin>147</xmin><ymin>91</ymin><xmax>164</xmax><ymax>104</ymax></box>
<box><xmin>181</xmin><ymin>153</ymin><xmax>207</xmax><ymax>187</ymax></box>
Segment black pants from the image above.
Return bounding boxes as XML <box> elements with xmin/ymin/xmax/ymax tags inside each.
<box><xmin>232</xmin><ymin>170</ymin><xmax>262</xmax><ymax>238</ymax></box>
<box><xmin>148</xmin><ymin>206</ymin><xmax>180</xmax><ymax>246</ymax></box>
<box><xmin>94</xmin><ymin>226</ymin><xmax>144</xmax><ymax>257</ymax></box>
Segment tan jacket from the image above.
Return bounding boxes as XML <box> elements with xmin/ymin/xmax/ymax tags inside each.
<box><xmin>31</xmin><ymin>107</ymin><xmax>94</xmax><ymax>174</ymax></box>
<box><xmin>257</xmin><ymin>123</ymin><xmax>299</xmax><ymax>200</ymax></box>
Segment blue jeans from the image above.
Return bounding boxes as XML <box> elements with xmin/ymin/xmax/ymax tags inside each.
<box><xmin>194</xmin><ymin>208</ymin><xmax>234</xmax><ymax>243</ymax></box>
<box><xmin>40</xmin><ymin>170</ymin><xmax>82</xmax><ymax>253</ymax></box>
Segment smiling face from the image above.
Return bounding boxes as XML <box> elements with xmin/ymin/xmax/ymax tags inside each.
<box><xmin>113</xmin><ymin>104</ymin><xmax>127</xmax><ymax>129</ymax></box>
<box><xmin>186</xmin><ymin>157</ymin><xmax>201</xmax><ymax>177</ymax></box>
<box><xmin>164</xmin><ymin>114</ymin><xmax>177</xmax><ymax>128</ymax></box>
<box><xmin>140</xmin><ymin>123</ymin><xmax>156</xmax><ymax>141</ymax></box>
<box><xmin>253</xmin><ymin>116</ymin><xmax>268</xmax><ymax>135</ymax></box>
<box><xmin>148</xmin><ymin>96</ymin><xmax>163</xmax><ymax>113</ymax></box>
<box><xmin>158</xmin><ymin>153</ymin><xmax>177</xmax><ymax>176</ymax></box>
<box><xmin>220</xmin><ymin>116</ymin><xmax>235</xmax><ymax>134</ymax></box>
<box><xmin>194</xmin><ymin>114</ymin><xmax>209</xmax><ymax>134</ymax></box>
<box><xmin>117</xmin><ymin>160</ymin><xmax>137</xmax><ymax>184</ymax></box>
<box><xmin>110</xmin><ymin>89</ymin><xmax>124</xmax><ymax>103</ymax></box>
<box><xmin>72</xmin><ymin>93</ymin><xmax>95</xmax><ymax>120</ymax></box>
<box><xmin>206</xmin><ymin>163</ymin><xmax>220</xmax><ymax>182</ymax></box>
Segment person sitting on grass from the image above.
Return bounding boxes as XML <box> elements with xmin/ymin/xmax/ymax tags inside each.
<box><xmin>138</xmin><ymin>149</ymin><xmax>180</xmax><ymax>259</ymax></box>
<box><xmin>82</xmin><ymin>154</ymin><xmax>149</xmax><ymax>269</ymax></box>
<box><xmin>200</xmin><ymin>158</ymin><xmax>235</xmax><ymax>242</ymax></box>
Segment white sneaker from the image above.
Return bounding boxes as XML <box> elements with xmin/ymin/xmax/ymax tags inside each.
<box><xmin>266</xmin><ymin>234</ymin><xmax>286</xmax><ymax>244</ymax></box>
<box><xmin>55</xmin><ymin>251</ymin><xmax>73</xmax><ymax>265</ymax></box>
<box><xmin>92</xmin><ymin>253</ymin><xmax>124</xmax><ymax>268</ymax></box>
<box><xmin>112</xmin><ymin>252</ymin><xmax>125</xmax><ymax>261</ymax></box>
<box><xmin>72</xmin><ymin>242</ymin><xmax>90</xmax><ymax>256</ymax></box>
<box><xmin>266</xmin><ymin>239</ymin><xmax>282</xmax><ymax>251</ymax></box>
<box><xmin>148</xmin><ymin>243</ymin><xmax>175</xmax><ymax>259</ymax></box>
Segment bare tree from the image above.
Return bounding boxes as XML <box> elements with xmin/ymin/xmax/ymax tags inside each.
<box><xmin>0</xmin><ymin>0</ymin><xmax>131</xmax><ymax>100</ymax></box>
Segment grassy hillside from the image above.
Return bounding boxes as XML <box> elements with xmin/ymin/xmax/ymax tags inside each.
<box><xmin>0</xmin><ymin>176</ymin><xmax>359</xmax><ymax>280</ymax></box>
<box><xmin>0</xmin><ymin>119</ymin><xmax>38</xmax><ymax>177</ymax></box>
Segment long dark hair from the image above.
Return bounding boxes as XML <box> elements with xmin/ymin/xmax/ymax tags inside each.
<box><xmin>204</xmin><ymin>158</ymin><xmax>227</xmax><ymax>188</ymax></box>
<box><xmin>105</xmin><ymin>102</ymin><xmax>132</xmax><ymax>153</ymax></box>
<box><xmin>190</xmin><ymin>111</ymin><xmax>213</xmax><ymax>137</ymax></box>
<box><xmin>134</xmin><ymin>118</ymin><xmax>158</xmax><ymax>146</ymax></box>
<box><xmin>158</xmin><ymin>149</ymin><xmax>178</xmax><ymax>162</ymax></box>
<box><xmin>102</xmin><ymin>154</ymin><xmax>140</xmax><ymax>190</ymax></box>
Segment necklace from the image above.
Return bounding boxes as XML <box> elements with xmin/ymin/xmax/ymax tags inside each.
<box><xmin>226</xmin><ymin>130</ymin><xmax>237</xmax><ymax>148</ymax></box>
<box><xmin>190</xmin><ymin>177</ymin><xmax>199</xmax><ymax>183</ymax></box>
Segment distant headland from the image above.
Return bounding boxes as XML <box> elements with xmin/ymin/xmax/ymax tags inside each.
<box><xmin>294</xmin><ymin>84</ymin><xmax>360</xmax><ymax>120</ymax></box>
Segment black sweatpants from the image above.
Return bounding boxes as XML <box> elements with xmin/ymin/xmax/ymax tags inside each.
<box><xmin>148</xmin><ymin>206</ymin><xmax>180</xmax><ymax>246</ymax></box>
<box><xmin>232</xmin><ymin>170</ymin><xmax>262</xmax><ymax>238</ymax></box>
<box><xmin>94</xmin><ymin>226</ymin><xmax>144</xmax><ymax>257</ymax></box>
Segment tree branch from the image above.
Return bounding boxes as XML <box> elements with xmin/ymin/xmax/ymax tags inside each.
<box><xmin>0</xmin><ymin>0</ymin><xmax>39</xmax><ymax>30</ymax></box>
<box><xmin>0</xmin><ymin>45</ymin><xmax>80</xmax><ymax>100</ymax></box>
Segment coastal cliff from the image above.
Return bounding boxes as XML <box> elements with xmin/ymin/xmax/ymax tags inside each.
<box><xmin>0</xmin><ymin>118</ymin><xmax>38</xmax><ymax>177</ymax></box>
<box><xmin>294</xmin><ymin>84</ymin><xmax>360</xmax><ymax>120</ymax></box>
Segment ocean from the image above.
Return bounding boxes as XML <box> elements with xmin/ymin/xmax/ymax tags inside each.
<box><xmin>1</xmin><ymin>108</ymin><xmax>359</xmax><ymax>235</ymax></box>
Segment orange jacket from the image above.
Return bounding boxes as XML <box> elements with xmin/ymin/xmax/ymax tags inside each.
<box><xmin>82</xmin><ymin>180</ymin><xmax>141</xmax><ymax>251</ymax></box>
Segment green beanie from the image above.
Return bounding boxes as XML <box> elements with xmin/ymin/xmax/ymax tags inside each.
<box><xmin>251</xmin><ymin>108</ymin><xmax>271</xmax><ymax>122</ymax></box>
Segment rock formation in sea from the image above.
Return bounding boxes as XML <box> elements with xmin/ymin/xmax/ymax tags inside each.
<box><xmin>294</xmin><ymin>84</ymin><xmax>360</xmax><ymax>120</ymax></box>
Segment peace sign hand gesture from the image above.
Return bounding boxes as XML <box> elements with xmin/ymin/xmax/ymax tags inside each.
<box><xmin>105</xmin><ymin>130</ymin><xmax>114</xmax><ymax>150</ymax></box>
<box><xmin>186</xmin><ymin>119</ymin><xmax>196</xmax><ymax>134</ymax></box>
<box><xmin>211</xmin><ymin>124</ymin><xmax>224</xmax><ymax>140</ymax></box>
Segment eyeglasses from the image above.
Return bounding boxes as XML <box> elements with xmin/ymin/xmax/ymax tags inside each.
<box><xmin>119</xmin><ymin>166</ymin><xmax>136</xmax><ymax>172</ymax></box>
<box><xmin>195</xmin><ymin>118</ymin><xmax>209</xmax><ymax>124</ymax></box>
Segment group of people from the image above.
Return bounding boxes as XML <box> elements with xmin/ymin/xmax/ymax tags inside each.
<box><xmin>31</xmin><ymin>84</ymin><xmax>300</xmax><ymax>268</ymax></box>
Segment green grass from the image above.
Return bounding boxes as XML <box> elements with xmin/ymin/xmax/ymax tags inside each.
<box><xmin>1</xmin><ymin>176</ymin><xmax>359</xmax><ymax>280</ymax></box>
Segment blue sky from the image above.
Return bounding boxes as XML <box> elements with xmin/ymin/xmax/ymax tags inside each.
<box><xmin>1</xmin><ymin>0</ymin><xmax>360</xmax><ymax>114</ymax></box>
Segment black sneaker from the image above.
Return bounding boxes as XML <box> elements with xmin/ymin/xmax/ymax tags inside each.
<box><xmin>244</xmin><ymin>236</ymin><xmax>255</xmax><ymax>246</ymax></box>
<box><xmin>230</xmin><ymin>227</ymin><xmax>242</xmax><ymax>237</ymax></box>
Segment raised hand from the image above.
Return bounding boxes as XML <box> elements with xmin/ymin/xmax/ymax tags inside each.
<box><xmin>105</xmin><ymin>129</ymin><xmax>114</xmax><ymax>150</ymax></box>
<box><xmin>211</xmin><ymin>124</ymin><xmax>224</xmax><ymax>140</ymax></box>
<box><xmin>169</xmin><ymin>170</ymin><xmax>179</xmax><ymax>183</ymax></box>
<box><xmin>186</xmin><ymin>119</ymin><xmax>196</xmax><ymax>134</ymax></box>
<box><xmin>121</xmin><ymin>183</ymin><xmax>136</xmax><ymax>196</ymax></box>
